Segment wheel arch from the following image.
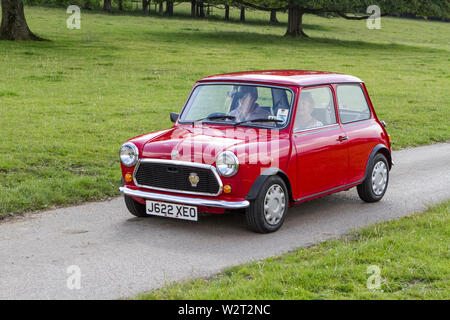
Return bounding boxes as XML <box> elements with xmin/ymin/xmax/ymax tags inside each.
<box><xmin>245</xmin><ymin>167</ymin><xmax>294</xmax><ymax>202</ymax></box>
<box><xmin>363</xmin><ymin>144</ymin><xmax>392</xmax><ymax>182</ymax></box>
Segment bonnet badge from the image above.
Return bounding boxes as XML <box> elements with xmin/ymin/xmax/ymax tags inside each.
<box><xmin>189</xmin><ymin>173</ymin><xmax>199</xmax><ymax>187</ymax></box>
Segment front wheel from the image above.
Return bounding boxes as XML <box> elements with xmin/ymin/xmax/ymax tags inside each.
<box><xmin>124</xmin><ymin>195</ymin><xmax>149</xmax><ymax>217</ymax></box>
<box><xmin>246</xmin><ymin>176</ymin><xmax>288</xmax><ymax>233</ymax></box>
<box><xmin>357</xmin><ymin>153</ymin><xmax>389</xmax><ymax>202</ymax></box>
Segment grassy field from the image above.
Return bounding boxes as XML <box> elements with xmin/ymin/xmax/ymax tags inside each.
<box><xmin>136</xmin><ymin>201</ymin><xmax>450</xmax><ymax>300</ymax></box>
<box><xmin>0</xmin><ymin>5</ymin><xmax>449</xmax><ymax>216</ymax></box>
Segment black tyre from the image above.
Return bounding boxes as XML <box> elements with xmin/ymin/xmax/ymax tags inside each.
<box><xmin>124</xmin><ymin>195</ymin><xmax>149</xmax><ymax>217</ymax></box>
<box><xmin>357</xmin><ymin>153</ymin><xmax>389</xmax><ymax>203</ymax></box>
<box><xmin>246</xmin><ymin>176</ymin><xmax>288</xmax><ymax>233</ymax></box>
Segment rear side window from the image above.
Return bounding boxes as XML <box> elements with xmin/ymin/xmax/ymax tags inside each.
<box><xmin>336</xmin><ymin>85</ymin><xmax>371</xmax><ymax>123</ymax></box>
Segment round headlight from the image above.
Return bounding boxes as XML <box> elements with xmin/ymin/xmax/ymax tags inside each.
<box><xmin>120</xmin><ymin>142</ymin><xmax>139</xmax><ymax>167</ymax></box>
<box><xmin>216</xmin><ymin>151</ymin><xmax>239</xmax><ymax>177</ymax></box>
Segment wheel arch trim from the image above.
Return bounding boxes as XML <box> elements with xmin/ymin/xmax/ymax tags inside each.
<box><xmin>363</xmin><ymin>144</ymin><xmax>392</xmax><ymax>182</ymax></box>
<box><xmin>245</xmin><ymin>167</ymin><xmax>293</xmax><ymax>201</ymax></box>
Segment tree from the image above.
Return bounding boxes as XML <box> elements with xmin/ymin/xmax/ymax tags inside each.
<box><xmin>158</xmin><ymin>1</ymin><xmax>164</xmax><ymax>15</ymax></box>
<box><xmin>0</xmin><ymin>0</ymin><xmax>43</xmax><ymax>40</ymax></box>
<box><xmin>166</xmin><ymin>1</ymin><xmax>174</xmax><ymax>16</ymax></box>
<box><xmin>197</xmin><ymin>2</ymin><xmax>205</xmax><ymax>17</ymax></box>
<box><xmin>240</xmin><ymin>6</ymin><xmax>245</xmax><ymax>21</ymax></box>
<box><xmin>270</xmin><ymin>9</ymin><xmax>278</xmax><ymax>24</ymax></box>
<box><xmin>142</xmin><ymin>0</ymin><xmax>150</xmax><ymax>14</ymax></box>
<box><xmin>191</xmin><ymin>0</ymin><xmax>197</xmax><ymax>17</ymax></box>
<box><xmin>231</xmin><ymin>0</ymin><xmax>449</xmax><ymax>38</ymax></box>
<box><xmin>83</xmin><ymin>0</ymin><xmax>92</xmax><ymax>10</ymax></box>
<box><xmin>103</xmin><ymin>0</ymin><xmax>112</xmax><ymax>13</ymax></box>
<box><xmin>224</xmin><ymin>4</ymin><xmax>230</xmax><ymax>20</ymax></box>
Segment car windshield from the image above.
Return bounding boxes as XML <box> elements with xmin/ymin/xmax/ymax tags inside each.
<box><xmin>179</xmin><ymin>84</ymin><xmax>294</xmax><ymax>128</ymax></box>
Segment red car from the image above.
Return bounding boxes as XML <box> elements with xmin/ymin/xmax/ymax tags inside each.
<box><xmin>119</xmin><ymin>70</ymin><xmax>392</xmax><ymax>233</ymax></box>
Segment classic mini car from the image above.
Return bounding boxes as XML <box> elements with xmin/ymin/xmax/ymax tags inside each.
<box><xmin>119</xmin><ymin>70</ymin><xmax>392</xmax><ymax>233</ymax></box>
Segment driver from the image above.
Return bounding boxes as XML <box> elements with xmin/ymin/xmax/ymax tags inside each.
<box><xmin>229</xmin><ymin>86</ymin><xmax>271</xmax><ymax>122</ymax></box>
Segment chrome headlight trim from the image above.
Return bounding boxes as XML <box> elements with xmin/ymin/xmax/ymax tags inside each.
<box><xmin>216</xmin><ymin>151</ymin><xmax>239</xmax><ymax>177</ymax></box>
<box><xmin>120</xmin><ymin>142</ymin><xmax>139</xmax><ymax>167</ymax></box>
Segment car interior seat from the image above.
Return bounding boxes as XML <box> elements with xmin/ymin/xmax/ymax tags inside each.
<box><xmin>272</xmin><ymin>88</ymin><xmax>290</xmax><ymax>117</ymax></box>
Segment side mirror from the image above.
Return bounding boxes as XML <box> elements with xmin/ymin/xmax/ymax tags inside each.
<box><xmin>170</xmin><ymin>112</ymin><xmax>179</xmax><ymax>123</ymax></box>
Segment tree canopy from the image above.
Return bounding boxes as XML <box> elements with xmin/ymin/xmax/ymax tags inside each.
<box><xmin>229</xmin><ymin>0</ymin><xmax>449</xmax><ymax>36</ymax></box>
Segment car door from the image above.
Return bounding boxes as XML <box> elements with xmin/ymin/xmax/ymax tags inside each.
<box><xmin>292</xmin><ymin>85</ymin><xmax>349</xmax><ymax>200</ymax></box>
<box><xmin>335</xmin><ymin>83</ymin><xmax>379</xmax><ymax>183</ymax></box>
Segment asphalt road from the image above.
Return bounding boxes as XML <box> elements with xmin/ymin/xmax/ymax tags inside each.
<box><xmin>1</xmin><ymin>143</ymin><xmax>449</xmax><ymax>300</ymax></box>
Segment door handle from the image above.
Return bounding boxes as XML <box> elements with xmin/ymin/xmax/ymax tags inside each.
<box><xmin>337</xmin><ymin>136</ymin><xmax>348</xmax><ymax>142</ymax></box>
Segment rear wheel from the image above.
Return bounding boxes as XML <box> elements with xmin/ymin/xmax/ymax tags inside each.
<box><xmin>357</xmin><ymin>153</ymin><xmax>389</xmax><ymax>202</ymax></box>
<box><xmin>246</xmin><ymin>176</ymin><xmax>288</xmax><ymax>233</ymax></box>
<box><xmin>124</xmin><ymin>195</ymin><xmax>149</xmax><ymax>217</ymax></box>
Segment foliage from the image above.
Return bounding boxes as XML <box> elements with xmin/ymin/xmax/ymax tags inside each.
<box><xmin>24</xmin><ymin>0</ymin><xmax>103</xmax><ymax>8</ymax></box>
<box><xmin>20</xmin><ymin>0</ymin><xmax>450</xmax><ymax>19</ymax></box>
<box><xmin>234</xmin><ymin>0</ymin><xmax>449</xmax><ymax>18</ymax></box>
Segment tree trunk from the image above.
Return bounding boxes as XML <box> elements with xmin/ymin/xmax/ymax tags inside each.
<box><xmin>197</xmin><ymin>2</ymin><xmax>204</xmax><ymax>18</ymax></box>
<box><xmin>165</xmin><ymin>1</ymin><xmax>173</xmax><ymax>16</ymax></box>
<box><xmin>285</xmin><ymin>7</ymin><xmax>308</xmax><ymax>37</ymax></box>
<box><xmin>158</xmin><ymin>2</ymin><xmax>163</xmax><ymax>16</ymax></box>
<box><xmin>118</xmin><ymin>0</ymin><xmax>123</xmax><ymax>11</ymax></box>
<box><xmin>103</xmin><ymin>0</ymin><xmax>112</xmax><ymax>13</ymax></box>
<box><xmin>191</xmin><ymin>0</ymin><xmax>196</xmax><ymax>17</ymax></box>
<box><xmin>240</xmin><ymin>6</ymin><xmax>245</xmax><ymax>22</ymax></box>
<box><xmin>142</xmin><ymin>0</ymin><xmax>149</xmax><ymax>14</ymax></box>
<box><xmin>224</xmin><ymin>4</ymin><xmax>229</xmax><ymax>21</ymax></box>
<box><xmin>0</xmin><ymin>0</ymin><xmax>44</xmax><ymax>41</ymax></box>
<box><xmin>270</xmin><ymin>9</ymin><xmax>278</xmax><ymax>24</ymax></box>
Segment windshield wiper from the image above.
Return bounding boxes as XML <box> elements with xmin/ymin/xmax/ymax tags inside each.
<box><xmin>234</xmin><ymin>118</ymin><xmax>284</xmax><ymax>127</ymax></box>
<box><xmin>193</xmin><ymin>115</ymin><xmax>236</xmax><ymax>126</ymax></box>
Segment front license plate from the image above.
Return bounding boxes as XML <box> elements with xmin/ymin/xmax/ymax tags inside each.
<box><xmin>146</xmin><ymin>200</ymin><xmax>198</xmax><ymax>221</ymax></box>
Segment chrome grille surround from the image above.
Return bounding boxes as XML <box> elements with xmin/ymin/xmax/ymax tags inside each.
<box><xmin>133</xmin><ymin>159</ymin><xmax>223</xmax><ymax>197</ymax></box>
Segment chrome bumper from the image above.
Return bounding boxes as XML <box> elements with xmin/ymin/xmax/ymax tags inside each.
<box><xmin>119</xmin><ymin>186</ymin><xmax>250</xmax><ymax>209</ymax></box>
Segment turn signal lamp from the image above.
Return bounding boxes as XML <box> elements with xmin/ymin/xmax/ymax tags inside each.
<box><xmin>124</xmin><ymin>173</ymin><xmax>133</xmax><ymax>183</ymax></box>
<box><xmin>223</xmin><ymin>185</ymin><xmax>232</xmax><ymax>194</ymax></box>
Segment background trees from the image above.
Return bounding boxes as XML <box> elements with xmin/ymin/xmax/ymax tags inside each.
<box><xmin>1</xmin><ymin>0</ymin><xmax>448</xmax><ymax>41</ymax></box>
<box><xmin>232</xmin><ymin>0</ymin><xmax>449</xmax><ymax>37</ymax></box>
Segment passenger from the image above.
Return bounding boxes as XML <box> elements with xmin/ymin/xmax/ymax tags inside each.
<box><xmin>295</xmin><ymin>92</ymin><xmax>323</xmax><ymax>129</ymax></box>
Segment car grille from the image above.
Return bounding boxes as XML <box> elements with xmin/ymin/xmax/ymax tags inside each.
<box><xmin>134</xmin><ymin>160</ymin><xmax>221</xmax><ymax>196</ymax></box>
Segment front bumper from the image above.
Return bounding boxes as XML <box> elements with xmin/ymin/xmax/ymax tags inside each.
<box><xmin>119</xmin><ymin>186</ymin><xmax>250</xmax><ymax>209</ymax></box>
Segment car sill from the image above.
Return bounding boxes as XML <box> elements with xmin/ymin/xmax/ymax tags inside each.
<box><xmin>294</xmin><ymin>180</ymin><xmax>363</xmax><ymax>203</ymax></box>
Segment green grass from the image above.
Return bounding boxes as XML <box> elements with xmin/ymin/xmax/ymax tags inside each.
<box><xmin>0</xmin><ymin>5</ymin><xmax>449</xmax><ymax>216</ymax></box>
<box><xmin>137</xmin><ymin>201</ymin><xmax>450</xmax><ymax>300</ymax></box>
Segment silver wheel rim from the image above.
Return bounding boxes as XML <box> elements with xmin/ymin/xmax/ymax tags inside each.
<box><xmin>264</xmin><ymin>184</ymin><xmax>286</xmax><ymax>226</ymax></box>
<box><xmin>372</xmin><ymin>161</ymin><xmax>388</xmax><ymax>196</ymax></box>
